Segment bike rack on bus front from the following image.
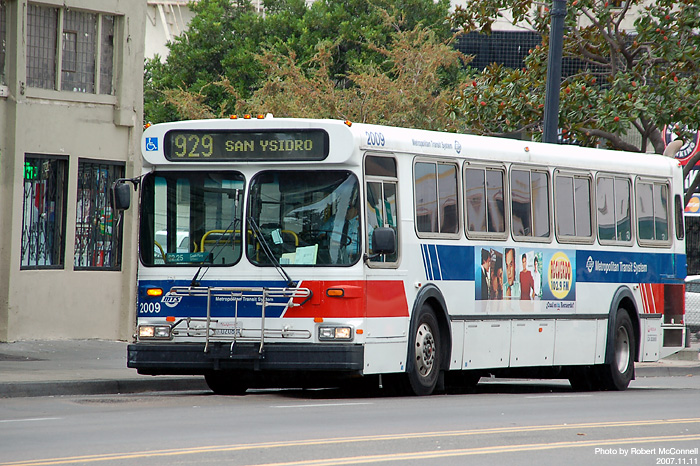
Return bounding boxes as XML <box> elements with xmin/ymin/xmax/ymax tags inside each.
<box><xmin>168</xmin><ymin>286</ymin><xmax>312</xmax><ymax>354</ymax></box>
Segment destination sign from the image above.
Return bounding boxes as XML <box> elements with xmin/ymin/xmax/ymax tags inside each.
<box><xmin>163</xmin><ymin>129</ymin><xmax>329</xmax><ymax>161</ymax></box>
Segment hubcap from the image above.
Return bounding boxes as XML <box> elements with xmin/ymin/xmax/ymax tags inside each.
<box><xmin>615</xmin><ymin>325</ymin><xmax>630</xmax><ymax>373</ymax></box>
<box><xmin>415</xmin><ymin>322</ymin><xmax>436</xmax><ymax>377</ymax></box>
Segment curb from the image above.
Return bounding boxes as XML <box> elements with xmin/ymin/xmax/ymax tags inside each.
<box><xmin>2</xmin><ymin>366</ymin><xmax>698</xmax><ymax>398</ymax></box>
<box><xmin>0</xmin><ymin>378</ymin><xmax>208</xmax><ymax>398</ymax></box>
<box><xmin>635</xmin><ymin>364</ymin><xmax>700</xmax><ymax>378</ymax></box>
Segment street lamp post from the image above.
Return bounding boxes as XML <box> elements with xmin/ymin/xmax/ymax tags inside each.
<box><xmin>543</xmin><ymin>0</ymin><xmax>567</xmax><ymax>144</ymax></box>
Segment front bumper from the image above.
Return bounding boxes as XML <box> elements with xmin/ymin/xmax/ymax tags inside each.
<box><xmin>127</xmin><ymin>342</ymin><xmax>364</xmax><ymax>375</ymax></box>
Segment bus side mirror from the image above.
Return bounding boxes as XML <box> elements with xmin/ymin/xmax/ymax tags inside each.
<box><xmin>371</xmin><ymin>227</ymin><xmax>396</xmax><ymax>255</ymax></box>
<box><xmin>112</xmin><ymin>182</ymin><xmax>131</xmax><ymax>211</ymax></box>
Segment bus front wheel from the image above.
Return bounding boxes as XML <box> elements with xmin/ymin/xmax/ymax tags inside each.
<box><xmin>406</xmin><ymin>306</ymin><xmax>441</xmax><ymax>396</ymax></box>
<box><xmin>598</xmin><ymin>310</ymin><xmax>635</xmax><ymax>391</ymax></box>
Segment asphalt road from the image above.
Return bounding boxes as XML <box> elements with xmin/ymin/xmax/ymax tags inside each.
<box><xmin>1</xmin><ymin>375</ymin><xmax>699</xmax><ymax>466</ymax></box>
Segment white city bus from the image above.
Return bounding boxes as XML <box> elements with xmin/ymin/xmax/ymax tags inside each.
<box><xmin>118</xmin><ymin>116</ymin><xmax>687</xmax><ymax>395</ymax></box>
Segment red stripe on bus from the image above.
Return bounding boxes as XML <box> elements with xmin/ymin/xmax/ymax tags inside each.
<box><xmin>285</xmin><ymin>280</ymin><xmax>409</xmax><ymax>319</ymax></box>
<box><xmin>639</xmin><ymin>283</ymin><xmax>684</xmax><ymax>317</ymax></box>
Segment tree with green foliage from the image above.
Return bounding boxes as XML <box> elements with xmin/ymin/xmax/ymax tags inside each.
<box><xmin>144</xmin><ymin>0</ymin><xmax>457</xmax><ymax>125</ymax></box>
<box><xmin>449</xmin><ymin>0</ymin><xmax>700</xmax><ymax>154</ymax></box>
<box><xmin>242</xmin><ymin>26</ymin><xmax>466</xmax><ymax>130</ymax></box>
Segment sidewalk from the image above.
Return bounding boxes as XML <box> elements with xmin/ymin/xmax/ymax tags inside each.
<box><xmin>0</xmin><ymin>339</ymin><xmax>698</xmax><ymax>398</ymax></box>
<box><xmin>0</xmin><ymin>340</ymin><xmax>207</xmax><ymax>398</ymax></box>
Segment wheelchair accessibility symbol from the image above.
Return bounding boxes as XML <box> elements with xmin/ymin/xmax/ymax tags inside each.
<box><xmin>145</xmin><ymin>137</ymin><xmax>158</xmax><ymax>151</ymax></box>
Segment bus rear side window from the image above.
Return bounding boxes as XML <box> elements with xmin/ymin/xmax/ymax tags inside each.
<box><xmin>637</xmin><ymin>180</ymin><xmax>669</xmax><ymax>243</ymax></box>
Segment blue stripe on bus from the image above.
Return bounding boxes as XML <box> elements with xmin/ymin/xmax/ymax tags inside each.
<box><xmin>138</xmin><ymin>279</ymin><xmax>291</xmax><ymax>318</ymax></box>
<box><xmin>427</xmin><ymin>244</ymin><xmax>441</xmax><ymax>280</ymax></box>
<box><xmin>421</xmin><ymin>244</ymin><xmax>432</xmax><ymax>280</ymax></box>
<box><xmin>420</xmin><ymin>244</ymin><xmax>474</xmax><ymax>281</ymax></box>
<box><xmin>418</xmin><ymin>243</ymin><xmax>684</xmax><ymax>285</ymax></box>
<box><xmin>576</xmin><ymin>250</ymin><xmax>684</xmax><ymax>284</ymax></box>
<box><xmin>434</xmin><ymin>244</ymin><xmax>474</xmax><ymax>281</ymax></box>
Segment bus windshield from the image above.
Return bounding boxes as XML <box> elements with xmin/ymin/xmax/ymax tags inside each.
<box><xmin>139</xmin><ymin>172</ymin><xmax>245</xmax><ymax>266</ymax></box>
<box><xmin>247</xmin><ymin>170</ymin><xmax>361</xmax><ymax>266</ymax></box>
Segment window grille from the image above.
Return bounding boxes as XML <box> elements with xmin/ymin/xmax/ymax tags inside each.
<box><xmin>27</xmin><ymin>3</ymin><xmax>116</xmax><ymax>94</ymax></box>
<box><xmin>100</xmin><ymin>15</ymin><xmax>115</xmax><ymax>95</ymax></box>
<box><xmin>27</xmin><ymin>3</ymin><xmax>58</xmax><ymax>89</ymax></box>
<box><xmin>456</xmin><ymin>31</ymin><xmax>541</xmax><ymax>72</ymax></box>
<box><xmin>61</xmin><ymin>9</ymin><xmax>96</xmax><ymax>93</ymax></box>
<box><xmin>455</xmin><ymin>31</ymin><xmax>607</xmax><ymax>80</ymax></box>
<box><xmin>74</xmin><ymin>160</ymin><xmax>124</xmax><ymax>269</ymax></box>
<box><xmin>21</xmin><ymin>155</ymin><xmax>68</xmax><ymax>269</ymax></box>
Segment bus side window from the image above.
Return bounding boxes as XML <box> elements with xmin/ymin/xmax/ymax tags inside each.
<box><xmin>465</xmin><ymin>167</ymin><xmax>505</xmax><ymax>236</ymax></box>
<box><xmin>414</xmin><ymin>160</ymin><xmax>459</xmax><ymax>235</ymax></box>
<box><xmin>511</xmin><ymin>168</ymin><xmax>550</xmax><ymax>240</ymax></box>
<box><xmin>511</xmin><ymin>169</ymin><xmax>531</xmax><ymax>236</ymax></box>
<box><xmin>615</xmin><ymin>178</ymin><xmax>632</xmax><ymax>241</ymax></box>
<box><xmin>597</xmin><ymin>175</ymin><xmax>632</xmax><ymax>243</ymax></box>
<box><xmin>555</xmin><ymin>173</ymin><xmax>592</xmax><ymax>241</ymax></box>
<box><xmin>415</xmin><ymin>162</ymin><xmax>437</xmax><ymax>233</ymax></box>
<box><xmin>465</xmin><ymin>168</ymin><xmax>486</xmax><ymax>232</ymax></box>
<box><xmin>675</xmin><ymin>194</ymin><xmax>685</xmax><ymax>240</ymax></box>
<box><xmin>597</xmin><ymin>176</ymin><xmax>615</xmax><ymax>241</ymax></box>
<box><xmin>637</xmin><ymin>180</ymin><xmax>670</xmax><ymax>243</ymax></box>
<box><xmin>486</xmin><ymin>169</ymin><xmax>506</xmax><ymax>233</ymax></box>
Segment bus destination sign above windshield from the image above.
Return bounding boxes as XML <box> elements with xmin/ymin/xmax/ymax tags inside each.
<box><xmin>163</xmin><ymin>129</ymin><xmax>329</xmax><ymax>161</ymax></box>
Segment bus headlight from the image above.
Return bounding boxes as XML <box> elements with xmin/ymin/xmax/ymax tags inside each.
<box><xmin>318</xmin><ymin>325</ymin><xmax>353</xmax><ymax>341</ymax></box>
<box><xmin>138</xmin><ymin>325</ymin><xmax>172</xmax><ymax>340</ymax></box>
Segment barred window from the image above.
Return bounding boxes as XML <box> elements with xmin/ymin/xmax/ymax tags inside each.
<box><xmin>99</xmin><ymin>15</ymin><xmax>115</xmax><ymax>95</ymax></box>
<box><xmin>27</xmin><ymin>3</ymin><xmax>58</xmax><ymax>89</ymax></box>
<box><xmin>27</xmin><ymin>3</ymin><xmax>115</xmax><ymax>94</ymax></box>
<box><xmin>62</xmin><ymin>10</ymin><xmax>96</xmax><ymax>92</ymax></box>
<box><xmin>21</xmin><ymin>155</ymin><xmax>69</xmax><ymax>269</ymax></box>
<box><xmin>74</xmin><ymin>160</ymin><xmax>124</xmax><ymax>269</ymax></box>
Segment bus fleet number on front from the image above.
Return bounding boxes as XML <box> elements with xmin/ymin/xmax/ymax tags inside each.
<box><xmin>366</xmin><ymin>131</ymin><xmax>385</xmax><ymax>147</ymax></box>
<box><xmin>139</xmin><ymin>302</ymin><xmax>161</xmax><ymax>314</ymax></box>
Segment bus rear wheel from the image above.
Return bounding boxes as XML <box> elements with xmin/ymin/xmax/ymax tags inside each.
<box><xmin>204</xmin><ymin>371</ymin><xmax>249</xmax><ymax>395</ymax></box>
<box><xmin>598</xmin><ymin>310</ymin><xmax>635</xmax><ymax>391</ymax></box>
<box><xmin>406</xmin><ymin>306</ymin><xmax>441</xmax><ymax>396</ymax></box>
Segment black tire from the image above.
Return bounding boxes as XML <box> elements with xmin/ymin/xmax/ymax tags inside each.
<box><xmin>204</xmin><ymin>371</ymin><xmax>249</xmax><ymax>395</ymax></box>
<box><xmin>597</xmin><ymin>310</ymin><xmax>635</xmax><ymax>391</ymax></box>
<box><xmin>406</xmin><ymin>306</ymin><xmax>441</xmax><ymax>396</ymax></box>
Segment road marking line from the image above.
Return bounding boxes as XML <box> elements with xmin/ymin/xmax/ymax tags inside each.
<box><xmin>2</xmin><ymin>418</ymin><xmax>699</xmax><ymax>466</ymax></box>
<box><xmin>248</xmin><ymin>434</ymin><xmax>700</xmax><ymax>466</ymax></box>
<box><xmin>0</xmin><ymin>418</ymin><xmax>60</xmax><ymax>424</ymax></box>
<box><xmin>271</xmin><ymin>402</ymin><xmax>373</xmax><ymax>409</ymax></box>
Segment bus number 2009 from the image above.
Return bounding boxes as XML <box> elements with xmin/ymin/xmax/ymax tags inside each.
<box><xmin>366</xmin><ymin>131</ymin><xmax>385</xmax><ymax>147</ymax></box>
<box><xmin>139</xmin><ymin>302</ymin><xmax>161</xmax><ymax>314</ymax></box>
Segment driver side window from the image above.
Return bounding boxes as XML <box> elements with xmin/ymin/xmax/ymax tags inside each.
<box><xmin>365</xmin><ymin>156</ymin><xmax>399</xmax><ymax>264</ymax></box>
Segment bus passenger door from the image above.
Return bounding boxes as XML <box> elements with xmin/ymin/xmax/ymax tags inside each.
<box><xmin>363</xmin><ymin>155</ymin><xmax>408</xmax><ymax>374</ymax></box>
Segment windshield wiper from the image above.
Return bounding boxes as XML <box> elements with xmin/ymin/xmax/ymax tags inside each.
<box><xmin>247</xmin><ymin>215</ymin><xmax>295</xmax><ymax>288</ymax></box>
<box><xmin>190</xmin><ymin>189</ymin><xmax>241</xmax><ymax>286</ymax></box>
